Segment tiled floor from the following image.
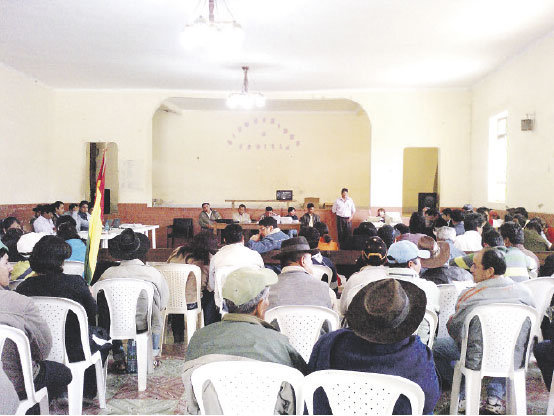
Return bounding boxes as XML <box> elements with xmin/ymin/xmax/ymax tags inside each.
<box><xmin>49</xmin><ymin>340</ymin><xmax>551</xmax><ymax>415</ymax></box>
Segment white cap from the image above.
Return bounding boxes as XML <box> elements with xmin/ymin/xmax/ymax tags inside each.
<box><xmin>16</xmin><ymin>232</ymin><xmax>47</xmax><ymax>257</ymax></box>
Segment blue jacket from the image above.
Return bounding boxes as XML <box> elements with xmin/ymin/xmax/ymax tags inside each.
<box><xmin>246</xmin><ymin>229</ymin><xmax>290</xmax><ymax>254</ymax></box>
<box><xmin>307</xmin><ymin>329</ymin><xmax>440</xmax><ymax>415</ymax></box>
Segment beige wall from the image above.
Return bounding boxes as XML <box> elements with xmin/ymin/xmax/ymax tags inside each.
<box><xmin>402</xmin><ymin>147</ymin><xmax>438</xmax><ymax>213</ymax></box>
<box><xmin>471</xmin><ymin>32</ymin><xmax>554</xmax><ymax>213</ymax></box>
<box><xmin>152</xmin><ymin>109</ymin><xmax>371</xmax><ymax>207</ymax></box>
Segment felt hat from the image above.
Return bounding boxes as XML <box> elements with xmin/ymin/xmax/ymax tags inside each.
<box><xmin>272</xmin><ymin>236</ymin><xmax>319</xmax><ymax>259</ymax></box>
<box><xmin>108</xmin><ymin>228</ymin><xmax>149</xmax><ymax>260</ymax></box>
<box><xmin>222</xmin><ymin>267</ymin><xmax>278</xmax><ymax>306</ymax></box>
<box><xmin>16</xmin><ymin>232</ymin><xmax>47</xmax><ymax>258</ymax></box>
<box><xmin>346</xmin><ymin>278</ymin><xmax>427</xmax><ymax>344</ymax></box>
<box><xmin>387</xmin><ymin>240</ymin><xmax>430</xmax><ymax>264</ymax></box>
<box><xmin>417</xmin><ymin>236</ymin><xmax>450</xmax><ymax>268</ymax></box>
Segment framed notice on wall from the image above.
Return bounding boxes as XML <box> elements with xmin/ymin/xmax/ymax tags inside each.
<box><xmin>276</xmin><ymin>190</ymin><xmax>293</xmax><ymax>201</ymax></box>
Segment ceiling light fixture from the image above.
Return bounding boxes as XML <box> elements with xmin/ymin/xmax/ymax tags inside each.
<box><xmin>227</xmin><ymin>66</ymin><xmax>266</xmax><ymax>110</ymax></box>
<box><xmin>180</xmin><ymin>0</ymin><xmax>244</xmax><ymax>53</ymax></box>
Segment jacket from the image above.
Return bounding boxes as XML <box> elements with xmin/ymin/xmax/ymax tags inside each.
<box><xmin>299</xmin><ymin>213</ymin><xmax>321</xmax><ymax>227</ymax></box>
<box><xmin>420</xmin><ymin>265</ymin><xmax>473</xmax><ymax>285</ymax></box>
<box><xmin>0</xmin><ymin>366</ymin><xmax>18</xmax><ymax>414</ymax></box>
<box><xmin>246</xmin><ymin>229</ymin><xmax>290</xmax><ymax>254</ymax></box>
<box><xmin>198</xmin><ymin>210</ymin><xmax>222</xmax><ymax>229</ymax></box>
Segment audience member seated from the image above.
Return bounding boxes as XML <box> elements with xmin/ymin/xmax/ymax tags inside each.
<box><xmin>98</xmin><ymin>229</ymin><xmax>169</xmax><ymax>365</ymax></box>
<box><xmin>286</xmin><ymin>206</ymin><xmax>298</xmax><ymax>221</ymax></box>
<box><xmin>423</xmin><ymin>208</ymin><xmax>440</xmax><ymax>237</ymax></box>
<box><xmin>341</xmin><ymin>221</ymin><xmax>377</xmax><ymax>250</ymax></box>
<box><xmin>10</xmin><ymin>232</ymin><xmax>45</xmax><ymax>281</ymax></box>
<box><xmin>232</xmin><ymin>203</ymin><xmax>251</xmax><ymax>224</ymax></box>
<box><xmin>435</xmin><ymin>226</ymin><xmax>465</xmax><ymax>261</ymax></box>
<box><xmin>539</xmin><ymin>254</ymin><xmax>554</xmax><ymax>277</ymax></box>
<box><xmin>398</xmin><ymin>212</ymin><xmax>428</xmax><ymax>245</ymax></box>
<box><xmin>33</xmin><ymin>204</ymin><xmax>56</xmax><ymax>235</ymax></box>
<box><xmin>1</xmin><ymin>227</ymin><xmax>25</xmax><ymax>262</ymax></box>
<box><xmin>0</xmin><ymin>247</ymin><xmax>72</xmax><ymax>410</ymax></box>
<box><xmin>340</xmin><ymin>236</ymin><xmax>388</xmax><ymax>315</ymax></box>
<box><xmin>433</xmin><ymin>248</ymin><xmax>534</xmax><ymax>414</ymax></box>
<box><xmin>533</xmin><ymin>319</ymin><xmax>554</xmax><ymax>393</ymax></box>
<box><xmin>314</xmin><ymin>222</ymin><xmax>338</xmax><ymax>251</ymax></box>
<box><xmin>246</xmin><ymin>216</ymin><xmax>289</xmax><ymax>254</ymax></box>
<box><xmin>15</xmin><ymin>236</ymin><xmax>107</xmax><ymax>402</ymax></box>
<box><xmin>394</xmin><ymin>222</ymin><xmax>410</xmax><ymax>238</ymax></box>
<box><xmin>259</xmin><ymin>206</ymin><xmax>278</xmax><ymax>221</ymax></box>
<box><xmin>376</xmin><ymin>224</ymin><xmax>395</xmax><ymax>248</ymax></box>
<box><xmin>524</xmin><ymin>218</ymin><xmax>551</xmax><ymax>252</ymax></box>
<box><xmin>267</xmin><ymin>237</ymin><xmax>336</xmax><ymax>311</ymax></box>
<box><xmin>308</xmin><ymin>279</ymin><xmax>440</xmax><ymax>415</ymax></box>
<box><xmin>71</xmin><ymin>200</ymin><xmax>91</xmax><ymax>232</ymax></box>
<box><xmin>451</xmin><ymin>229</ymin><xmax>536</xmax><ymax>282</ymax></box>
<box><xmin>299</xmin><ymin>203</ymin><xmax>320</xmax><ymax>227</ymax></box>
<box><xmin>57</xmin><ymin>221</ymin><xmax>86</xmax><ymax>263</ymax></box>
<box><xmin>300</xmin><ymin>227</ymin><xmax>339</xmax><ymax>292</ymax></box>
<box><xmin>500</xmin><ymin>221</ymin><xmax>540</xmax><ymax>270</ymax></box>
<box><xmin>454</xmin><ymin>212</ymin><xmax>484</xmax><ymax>252</ymax></box>
<box><xmin>2</xmin><ymin>216</ymin><xmax>22</xmax><ymax>235</ymax></box>
<box><xmin>434</xmin><ymin>208</ymin><xmax>452</xmax><ymax>228</ymax></box>
<box><xmin>168</xmin><ymin>231</ymin><xmax>220</xmax><ymax>332</ymax></box>
<box><xmin>418</xmin><ymin>236</ymin><xmax>473</xmax><ymax>285</ymax></box>
<box><xmin>450</xmin><ymin>209</ymin><xmax>465</xmax><ymax>236</ymax></box>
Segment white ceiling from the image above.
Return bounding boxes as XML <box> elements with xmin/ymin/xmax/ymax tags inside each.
<box><xmin>2</xmin><ymin>0</ymin><xmax>554</xmax><ymax>91</ymax></box>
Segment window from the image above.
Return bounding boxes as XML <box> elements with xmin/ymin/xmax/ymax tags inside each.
<box><xmin>488</xmin><ymin>112</ymin><xmax>507</xmax><ymax>203</ymax></box>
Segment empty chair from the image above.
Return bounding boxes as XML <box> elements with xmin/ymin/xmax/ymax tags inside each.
<box><xmin>32</xmin><ymin>297</ymin><xmax>106</xmax><ymax>415</ymax></box>
<box><xmin>520</xmin><ymin>277</ymin><xmax>554</xmax><ymax>341</ymax></box>
<box><xmin>92</xmin><ymin>279</ymin><xmax>154</xmax><ymax>391</ymax></box>
<box><xmin>304</xmin><ymin>370</ymin><xmax>425</xmax><ymax>415</ymax></box>
<box><xmin>265</xmin><ymin>305</ymin><xmax>340</xmax><ymax>362</ymax></box>
<box><xmin>154</xmin><ymin>263</ymin><xmax>203</xmax><ymax>349</ymax></box>
<box><xmin>167</xmin><ymin>218</ymin><xmax>193</xmax><ymax>247</ymax></box>
<box><xmin>312</xmin><ymin>265</ymin><xmax>333</xmax><ymax>285</ymax></box>
<box><xmin>0</xmin><ymin>325</ymin><xmax>49</xmax><ymax>415</ymax></box>
<box><xmin>414</xmin><ymin>308</ymin><xmax>438</xmax><ymax>349</ymax></box>
<box><xmin>63</xmin><ymin>260</ymin><xmax>85</xmax><ymax>276</ymax></box>
<box><xmin>191</xmin><ymin>361</ymin><xmax>304</xmax><ymax>415</ymax></box>
<box><xmin>450</xmin><ymin>303</ymin><xmax>538</xmax><ymax>415</ymax></box>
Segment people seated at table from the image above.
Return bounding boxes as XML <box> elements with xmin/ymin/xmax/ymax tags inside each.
<box><xmin>1</xmin><ymin>247</ymin><xmax>73</xmax><ymax>409</ymax></box>
<box><xmin>299</xmin><ymin>203</ymin><xmax>320</xmax><ymax>227</ymax></box>
<box><xmin>308</xmin><ymin>278</ymin><xmax>440</xmax><ymax>415</ymax></box>
<box><xmin>198</xmin><ymin>202</ymin><xmax>222</xmax><ymax>231</ymax></box>
<box><xmin>314</xmin><ymin>221</ymin><xmax>338</xmax><ymax>251</ymax></box>
<box><xmin>267</xmin><ymin>237</ymin><xmax>336</xmax><ymax>311</ymax></box>
<box><xmin>1</xmin><ymin>227</ymin><xmax>24</xmax><ymax>262</ymax></box>
<box><xmin>98</xmin><ymin>228</ymin><xmax>169</xmax><ymax>364</ymax></box>
<box><xmin>418</xmin><ymin>235</ymin><xmax>473</xmax><ymax>285</ymax></box>
<box><xmin>341</xmin><ymin>221</ymin><xmax>377</xmax><ymax>250</ymax></box>
<box><xmin>259</xmin><ymin>206</ymin><xmax>278</xmax><ymax>221</ymax></box>
<box><xmin>72</xmin><ymin>200</ymin><xmax>91</xmax><ymax>231</ymax></box>
<box><xmin>232</xmin><ymin>203</ymin><xmax>251</xmax><ymax>224</ymax></box>
<box><xmin>300</xmin><ymin>226</ymin><xmax>339</xmax><ymax>292</ymax></box>
<box><xmin>454</xmin><ymin>212</ymin><xmax>485</xmax><ymax>252</ymax></box>
<box><xmin>168</xmin><ymin>231</ymin><xmax>220</xmax><ymax>334</ymax></box>
<box><xmin>286</xmin><ymin>206</ymin><xmax>298</xmax><ymax>220</ymax></box>
<box><xmin>56</xmin><ymin>221</ymin><xmax>86</xmax><ymax>263</ymax></box>
<box><xmin>398</xmin><ymin>212</ymin><xmax>428</xmax><ymax>245</ymax></box>
<box><xmin>433</xmin><ymin>248</ymin><xmax>534</xmax><ymax>414</ymax></box>
<box><xmin>377</xmin><ymin>207</ymin><xmax>386</xmax><ymax>220</ymax></box>
<box><xmin>33</xmin><ymin>204</ymin><xmax>56</xmax><ymax>235</ymax></box>
<box><xmin>52</xmin><ymin>200</ymin><xmax>65</xmax><ymax>224</ymax></box>
<box><xmin>246</xmin><ymin>216</ymin><xmax>289</xmax><ymax>254</ymax></box>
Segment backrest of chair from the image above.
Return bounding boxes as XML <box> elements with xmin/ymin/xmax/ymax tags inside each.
<box><xmin>173</xmin><ymin>218</ymin><xmax>193</xmax><ymax>232</ymax></box>
<box><xmin>437</xmin><ymin>284</ymin><xmax>457</xmax><ymax>338</ymax></box>
<box><xmin>155</xmin><ymin>263</ymin><xmax>201</xmax><ymax>312</ymax></box>
<box><xmin>521</xmin><ymin>277</ymin><xmax>554</xmax><ymax>319</ymax></box>
<box><xmin>265</xmin><ymin>305</ymin><xmax>340</xmax><ymax>362</ymax></box>
<box><xmin>415</xmin><ymin>308</ymin><xmax>438</xmax><ymax>349</ymax></box>
<box><xmin>191</xmin><ymin>361</ymin><xmax>304</xmax><ymax>415</ymax></box>
<box><xmin>63</xmin><ymin>260</ymin><xmax>85</xmax><ymax>276</ymax></box>
<box><xmin>312</xmin><ymin>265</ymin><xmax>333</xmax><ymax>285</ymax></box>
<box><xmin>92</xmin><ymin>278</ymin><xmax>154</xmax><ymax>339</ymax></box>
<box><xmin>31</xmin><ymin>297</ymin><xmax>92</xmax><ymax>363</ymax></box>
<box><xmin>303</xmin><ymin>370</ymin><xmax>425</xmax><ymax>415</ymax></box>
<box><xmin>459</xmin><ymin>303</ymin><xmax>538</xmax><ymax>375</ymax></box>
<box><xmin>0</xmin><ymin>325</ymin><xmax>41</xmax><ymax>403</ymax></box>
<box><xmin>214</xmin><ymin>265</ymin><xmax>242</xmax><ymax>310</ymax></box>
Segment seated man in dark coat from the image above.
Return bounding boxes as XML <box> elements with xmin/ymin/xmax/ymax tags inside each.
<box><xmin>307</xmin><ymin>278</ymin><xmax>440</xmax><ymax>415</ymax></box>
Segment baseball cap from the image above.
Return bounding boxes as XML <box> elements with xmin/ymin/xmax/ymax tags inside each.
<box><xmin>222</xmin><ymin>267</ymin><xmax>278</xmax><ymax>306</ymax></box>
<box><xmin>16</xmin><ymin>232</ymin><xmax>47</xmax><ymax>258</ymax></box>
<box><xmin>387</xmin><ymin>240</ymin><xmax>430</xmax><ymax>264</ymax></box>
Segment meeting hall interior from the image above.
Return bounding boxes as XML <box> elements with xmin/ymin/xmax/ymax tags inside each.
<box><xmin>2</xmin><ymin>0</ymin><xmax>554</xmax><ymax>415</ymax></box>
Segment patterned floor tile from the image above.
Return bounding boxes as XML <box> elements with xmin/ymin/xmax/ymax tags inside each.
<box><xmin>97</xmin><ymin>399</ymin><xmax>179</xmax><ymax>415</ymax></box>
<box><xmin>113</xmin><ymin>376</ymin><xmax>185</xmax><ymax>401</ymax></box>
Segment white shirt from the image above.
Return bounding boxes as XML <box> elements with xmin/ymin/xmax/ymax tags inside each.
<box><xmin>208</xmin><ymin>242</ymin><xmax>264</xmax><ymax>292</ymax></box>
<box><xmin>33</xmin><ymin>215</ymin><xmax>55</xmax><ymax>235</ymax></box>
<box><xmin>454</xmin><ymin>230</ymin><xmax>483</xmax><ymax>252</ymax></box>
<box><xmin>232</xmin><ymin>212</ymin><xmax>251</xmax><ymax>224</ymax></box>
<box><xmin>340</xmin><ymin>265</ymin><xmax>388</xmax><ymax>315</ymax></box>
<box><xmin>332</xmin><ymin>196</ymin><xmax>356</xmax><ymax>218</ymax></box>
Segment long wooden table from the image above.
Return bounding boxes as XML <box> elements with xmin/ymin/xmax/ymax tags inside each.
<box><xmin>208</xmin><ymin>222</ymin><xmax>301</xmax><ymax>236</ymax></box>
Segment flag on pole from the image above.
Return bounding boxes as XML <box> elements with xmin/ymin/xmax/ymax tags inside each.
<box><xmin>84</xmin><ymin>150</ymin><xmax>106</xmax><ymax>285</ymax></box>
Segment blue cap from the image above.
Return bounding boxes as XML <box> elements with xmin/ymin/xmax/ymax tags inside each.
<box><xmin>387</xmin><ymin>240</ymin><xmax>430</xmax><ymax>264</ymax></box>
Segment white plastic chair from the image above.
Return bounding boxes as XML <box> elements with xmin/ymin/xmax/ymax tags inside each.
<box><xmin>548</xmin><ymin>374</ymin><xmax>554</xmax><ymax>415</ymax></box>
<box><xmin>437</xmin><ymin>282</ymin><xmax>474</xmax><ymax>339</ymax></box>
<box><xmin>303</xmin><ymin>370</ymin><xmax>425</xmax><ymax>415</ymax></box>
<box><xmin>214</xmin><ymin>265</ymin><xmax>242</xmax><ymax>313</ymax></box>
<box><xmin>520</xmin><ymin>277</ymin><xmax>554</xmax><ymax>341</ymax></box>
<box><xmin>312</xmin><ymin>265</ymin><xmax>333</xmax><ymax>285</ymax></box>
<box><xmin>92</xmin><ymin>279</ymin><xmax>154</xmax><ymax>391</ymax></box>
<box><xmin>0</xmin><ymin>324</ymin><xmax>49</xmax><ymax>415</ymax></box>
<box><xmin>450</xmin><ymin>303</ymin><xmax>538</xmax><ymax>415</ymax></box>
<box><xmin>32</xmin><ymin>297</ymin><xmax>107</xmax><ymax>415</ymax></box>
<box><xmin>265</xmin><ymin>305</ymin><xmax>340</xmax><ymax>362</ymax></box>
<box><xmin>414</xmin><ymin>308</ymin><xmax>438</xmax><ymax>349</ymax></box>
<box><xmin>154</xmin><ymin>263</ymin><xmax>203</xmax><ymax>349</ymax></box>
<box><xmin>63</xmin><ymin>260</ymin><xmax>85</xmax><ymax>276</ymax></box>
<box><xmin>191</xmin><ymin>361</ymin><xmax>304</xmax><ymax>415</ymax></box>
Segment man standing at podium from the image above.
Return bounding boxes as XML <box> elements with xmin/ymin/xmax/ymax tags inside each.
<box><xmin>332</xmin><ymin>188</ymin><xmax>356</xmax><ymax>246</ymax></box>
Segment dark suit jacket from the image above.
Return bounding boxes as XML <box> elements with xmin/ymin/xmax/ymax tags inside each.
<box><xmin>300</xmin><ymin>213</ymin><xmax>321</xmax><ymax>227</ymax></box>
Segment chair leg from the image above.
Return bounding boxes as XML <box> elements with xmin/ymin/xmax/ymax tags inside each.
<box><xmin>67</xmin><ymin>368</ymin><xmax>84</xmax><ymax>415</ymax></box>
<box><xmin>185</xmin><ymin>311</ymin><xmax>198</xmax><ymax>344</ymax></box>
<box><xmin>147</xmin><ymin>334</ymin><xmax>154</xmax><ymax>374</ymax></box>
<box><xmin>464</xmin><ymin>372</ymin><xmax>481</xmax><ymax>415</ymax></box>
<box><xmin>136</xmin><ymin>336</ymin><xmax>148</xmax><ymax>391</ymax></box>
<box><xmin>159</xmin><ymin>310</ymin><xmax>167</xmax><ymax>356</ymax></box>
<box><xmin>95</xmin><ymin>359</ymin><xmax>107</xmax><ymax>409</ymax></box>
<box><xmin>450</xmin><ymin>364</ymin><xmax>462</xmax><ymax>414</ymax></box>
<box><xmin>511</xmin><ymin>373</ymin><xmax>527</xmax><ymax>415</ymax></box>
<box><xmin>39</xmin><ymin>392</ymin><xmax>49</xmax><ymax>415</ymax></box>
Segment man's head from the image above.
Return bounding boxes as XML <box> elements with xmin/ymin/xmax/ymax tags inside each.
<box><xmin>409</xmin><ymin>212</ymin><xmax>427</xmax><ymax>234</ymax></box>
<box><xmin>441</xmin><ymin>208</ymin><xmax>453</xmax><ymax>221</ymax></box>
<box><xmin>354</xmin><ymin>221</ymin><xmax>377</xmax><ymax>237</ymax></box>
<box><xmin>482</xmin><ymin>229</ymin><xmax>504</xmax><ymax>247</ymax></box>
<box><xmin>299</xmin><ymin>226</ymin><xmax>320</xmax><ymax>249</ymax></box>
<box><xmin>463</xmin><ymin>212</ymin><xmax>485</xmax><ymax>233</ymax></box>
<box><xmin>223</xmin><ymin>223</ymin><xmax>244</xmax><ymax>244</ymax></box>
<box><xmin>39</xmin><ymin>204</ymin><xmax>54</xmax><ymax>219</ymax></box>
<box><xmin>29</xmin><ymin>235</ymin><xmax>72</xmax><ymax>274</ymax></box>
<box><xmin>476</xmin><ymin>206</ymin><xmax>490</xmax><ymax>221</ymax></box>
<box><xmin>79</xmin><ymin>200</ymin><xmax>89</xmax><ymax>213</ymax></box>
<box><xmin>69</xmin><ymin>203</ymin><xmax>78</xmax><ymax>213</ymax></box>
<box><xmin>306</xmin><ymin>203</ymin><xmax>315</xmax><ymax>214</ymax></box>
<box><xmin>471</xmin><ymin>248</ymin><xmax>507</xmax><ymax>283</ymax></box>
<box><xmin>436</xmin><ymin>226</ymin><xmax>456</xmax><ymax>242</ymax></box>
<box><xmin>462</xmin><ymin>204</ymin><xmax>473</xmax><ymax>213</ymax></box>
<box><xmin>258</xmin><ymin>216</ymin><xmax>277</xmax><ymax>237</ymax></box>
<box><xmin>0</xmin><ymin>248</ymin><xmax>14</xmax><ymax>288</ymax></box>
<box><xmin>514</xmin><ymin>214</ymin><xmax>527</xmax><ymax>227</ymax></box>
<box><xmin>514</xmin><ymin>207</ymin><xmax>529</xmax><ymax>219</ymax></box>
<box><xmin>274</xmin><ymin>236</ymin><xmax>318</xmax><ymax>273</ymax></box>
<box><xmin>500</xmin><ymin>222</ymin><xmax>524</xmax><ymax>248</ymax></box>
<box><xmin>238</xmin><ymin>204</ymin><xmax>246</xmax><ymax>215</ymax></box>
<box><xmin>387</xmin><ymin>240</ymin><xmax>430</xmax><ymax>274</ymax></box>
<box><xmin>2</xmin><ymin>217</ymin><xmax>21</xmax><ymax>233</ymax></box>
<box><xmin>526</xmin><ymin>218</ymin><xmax>544</xmax><ymax>235</ymax></box>
<box><xmin>394</xmin><ymin>223</ymin><xmax>410</xmax><ymax>235</ymax></box>
<box><xmin>287</xmin><ymin>207</ymin><xmax>296</xmax><ymax>216</ymax></box>
<box><xmin>376</xmin><ymin>225</ymin><xmax>395</xmax><ymax>248</ymax></box>
<box><xmin>264</xmin><ymin>206</ymin><xmax>274</xmax><ymax>215</ymax></box>
<box><xmin>451</xmin><ymin>209</ymin><xmax>464</xmax><ymax>224</ymax></box>
<box><xmin>201</xmin><ymin>202</ymin><xmax>210</xmax><ymax>213</ymax></box>
<box><xmin>341</xmin><ymin>188</ymin><xmax>348</xmax><ymax>198</ymax></box>
<box><xmin>53</xmin><ymin>201</ymin><xmax>64</xmax><ymax>216</ymax></box>
<box><xmin>222</xmin><ymin>267</ymin><xmax>278</xmax><ymax>318</ymax></box>
<box><xmin>359</xmin><ymin>236</ymin><xmax>388</xmax><ymax>267</ymax></box>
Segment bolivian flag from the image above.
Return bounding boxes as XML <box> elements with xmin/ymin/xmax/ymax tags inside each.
<box><xmin>84</xmin><ymin>151</ymin><xmax>106</xmax><ymax>284</ymax></box>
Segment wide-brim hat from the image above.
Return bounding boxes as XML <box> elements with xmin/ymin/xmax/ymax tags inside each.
<box><xmin>272</xmin><ymin>236</ymin><xmax>319</xmax><ymax>259</ymax></box>
<box><xmin>108</xmin><ymin>228</ymin><xmax>149</xmax><ymax>260</ymax></box>
<box><xmin>418</xmin><ymin>236</ymin><xmax>450</xmax><ymax>268</ymax></box>
<box><xmin>346</xmin><ymin>278</ymin><xmax>427</xmax><ymax>344</ymax></box>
